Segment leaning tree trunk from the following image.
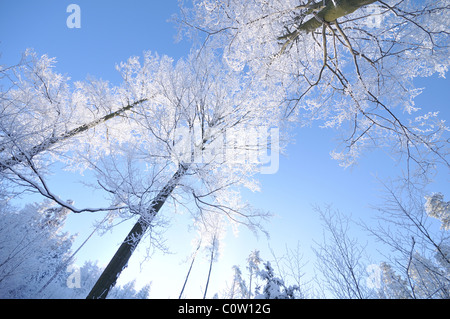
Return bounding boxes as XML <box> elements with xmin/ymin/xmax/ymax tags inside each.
<box><xmin>279</xmin><ymin>0</ymin><xmax>378</xmax><ymax>41</ymax></box>
<box><xmin>86</xmin><ymin>163</ymin><xmax>189</xmax><ymax>299</ymax></box>
<box><xmin>0</xmin><ymin>98</ymin><xmax>146</xmax><ymax>172</ymax></box>
<box><xmin>301</xmin><ymin>0</ymin><xmax>378</xmax><ymax>32</ymax></box>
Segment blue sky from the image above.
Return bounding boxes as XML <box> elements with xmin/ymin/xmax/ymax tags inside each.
<box><xmin>1</xmin><ymin>1</ymin><xmax>449</xmax><ymax>298</ymax></box>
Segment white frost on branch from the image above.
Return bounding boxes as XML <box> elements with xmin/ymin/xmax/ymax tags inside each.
<box><xmin>177</xmin><ymin>0</ymin><xmax>450</xmax><ymax>174</ymax></box>
<box><xmin>425</xmin><ymin>193</ymin><xmax>450</xmax><ymax>230</ymax></box>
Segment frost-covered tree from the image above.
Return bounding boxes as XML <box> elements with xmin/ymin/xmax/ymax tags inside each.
<box><xmin>190</xmin><ymin>210</ymin><xmax>226</xmax><ymax>299</ymax></box>
<box><xmin>177</xmin><ymin>0</ymin><xmax>450</xmax><ymax>177</ymax></box>
<box><xmin>268</xmin><ymin>242</ymin><xmax>310</xmax><ymax>298</ymax></box>
<box><xmin>247</xmin><ymin>249</ymin><xmax>262</xmax><ymax>299</ymax></box>
<box><xmin>178</xmin><ymin>209</ymin><xmax>227</xmax><ymax>299</ymax></box>
<box><xmin>224</xmin><ymin>250</ymin><xmax>300</xmax><ymax>299</ymax></box>
<box><xmin>203</xmin><ymin>232</ymin><xmax>219</xmax><ymax>299</ymax></box>
<box><xmin>0</xmin><ymin>47</ymin><xmax>280</xmax><ymax>298</ymax></box>
<box><xmin>310</xmin><ymin>183</ymin><xmax>449</xmax><ymax>299</ymax></box>
<box><xmin>75</xmin><ymin>261</ymin><xmax>150</xmax><ymax>299</ymax></box>
<box><xmin>221</xmin><ymin>250</ymin><xmax>259</xmax><ymax>299</ymax></box>
<box><xmin>222</xmin><ymin>188</ymin><xmax>449</xmax><ymax>299</ymax></box>
<box><xmin>0</xmin><ymin>199</ymin><xmax>150</xmax><ymax>299</ymax></box>
<box><xmin>86</xmin><ymin>49</ymin><xmax>282</xmax><ymax>298</ymax></box>
<box><xmin>52</xmin><ymin>260</ymin><xmax>151</xmax><ymax>299</ymax></box>
<box><xmin>377</xmin><ymin>262</ymin><xmax>413</xmax><ymax>298</ymax></box>
<box><xmin>312</xmin><ymin>205</ymin><xmax>373</xmax><ymax>299</ymax></box>
<box><xmin>254</xmin><ymin>261</ymin><xmax>299</xmax><ymax>299</ymax></box>
<box><xmin>0</xmin><ymin>199</ymin><xmax>74</xmax><ymax>298</ymax></box>
<box><xmin>364</xmin><ymin>182</ymin><xmax>450</xmax><ymax>298</ymax></box>
<box><xmin>227</xmin><ymin>266</ymin><xmax>249</xmax><ymax>299</ymax></box>
<box><xmin>0</xmin><ymin>49</ymin><xmax>145</xmax><ymax>213</ymax></box>
<box><xmin>178</xmin><ymin>238</ymin><xmax>202</xmax><ymax>299</ymax></box>
<box><xmin>1</xmin><ymin>44</ymin><xmax>281</xmax><ymax>298</ymax></box>
<box><xmin>425</xmin><ymin>193</ymin><xmax>450</xmax><ymax>231</ymax></box>
<box><xmin>4</xmin><ymin>0</ymin><xmax>448</xmax><ymax>300</ymax></box>
<box><xmin>375</xmin><ymin>252</ymin><xmax>450</xmax><ymax>299</ymax></box>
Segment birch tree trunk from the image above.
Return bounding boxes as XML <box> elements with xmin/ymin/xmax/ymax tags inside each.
<box><xmin>86</xmin><ymin>163</ymin><xmax>189</xmax><ymax>299</ymax></box>
<box><xmin>0</xmin><ymin>99</ymin><xmax>146</xmax><ymax>172</ymax></box>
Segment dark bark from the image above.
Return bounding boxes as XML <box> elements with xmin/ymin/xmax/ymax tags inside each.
<box><xmin>0</xmin><ymin>99</ymin><xmax>146</xmax><ymax>172</ymax></box>
<box><xmin>86</xmin><ymin>163</ymin><xmax>189</xmax><ymax>299</ymax></box>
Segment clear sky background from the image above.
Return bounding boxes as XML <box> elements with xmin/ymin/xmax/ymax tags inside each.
<box><xmin>1</xmin><ymin>1</ymin><xmax>449</xmax><ymax>298</ymax></box>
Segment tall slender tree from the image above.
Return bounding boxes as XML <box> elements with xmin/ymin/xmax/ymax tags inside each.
<box><xmin>85</xmin><ymin>49</ymin><xmax>281</xmax><ymax>298</ymax></box>
<box><xmin>178</xmin><ymin>238</ymin><xmax>202</xmax><ymax>299</ymax></box>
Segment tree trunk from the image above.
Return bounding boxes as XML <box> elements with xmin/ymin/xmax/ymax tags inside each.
<box><xmin>86</xmin><ymin>163</ymin><xmax>189</xmax><ymax>299</ymax></box>
<box><xmin>203</xmin><ymin>234</ymin><xmax>217</xmax><ymax>299</ymax></box>
<box><xmin>300</xmin><ymin>0</ymin><xmax>378</xmax><ymax>32</ymax></box>
<box><xmin>178</xmin><ymin>239</ymin><xmax>202</xmax><ymax>299</ymax></box>
<box><xmin>277</xmin><ymin>0</ymin><xmax>378</xmax><ymax>36</ymax></box>
<box><xmin>248</xmin><ymin>270</ymin><xmax>253</xmax><ymax>299</ymax></box>
<box><xmin>0</xmin><ymin>99</ymin><xmax>146</xmax><ymax>172</ymax></box>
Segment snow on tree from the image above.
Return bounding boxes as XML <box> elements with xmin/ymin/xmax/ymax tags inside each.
<box><xmin>255</xmin><ymin>186</ymin><xmax>449</xmax><ymax>299</ymax></box>
<box><xmin>425</xmin><ymin>193</ymin><xmax>450</xmax><ymax>230</ymax></box>
<box><xmin>223</xmin><ymin>250</ymin><xmax>301</xmax><ymax>299</ymax></box>
<box><xmin>376</xmin><ymin>253</ymin><xmax>449</xmax><ymax>299</ymax></box>
<box><xmin>254</xmin><ymin>261</ymin><xmax>299</xmax><ymax>299</ymax></box>
<box><xmin>227</xmin><ymin>265</ymin><xmax>249</xmax><ymax>299</ymax></box>
<box><xmin>364</xmin><ymin>182</ymin><xmax>450</xmax><ymax>299</ymax></box>
<box><xmin>312</xmin><ymin>205</ymin><xmax>373</xmax><ymax>299</ymax></box>
<box><xmin>2</xmin><ymin>1</ymin><xmax>449</xmax><ymax>299</ymax></box>
<box><xmin>0</xmin><ymin>199</ymin><xmax>74</xmax><ymax>298</ymax></box>
<box><xmin>0</xmin><ymin>199</ymin><xmax>150</xmax><ymax>299</ymax></box>
<box><xmin>221</xmin><ymin>251</ymin><xmax>258</xmax><ymax>299</ymax></box>
<box><xmin>86</xmin><ymin>49</ymin><xmax>283</xmax><ymax>298</ymax></box>
<box><xmin>177</xmin><ymin>0</ymin><xmax>450</xmax><ymax>176</ymax></box>
<box><xmin>1</xmin><ymin>47</ymin><xmax>280</xmax><ymax>298</ymax></box>
<box><xmin>246</xmin><ymin>249</ymin><xmax>262</xmax><ymax>298</ymax></box>
<box><xmin>409</xmin><ymin>251</ymin><xmax>449</xmax><ymax>298</ymax></box>
<box><xmin>189</xmin><ymin>209</ymin><xmax>226</xmax><ymax>299</ymax></box>
<box><xmin>0</xmin><ymin>49</ymin><xmax>145</xmax><ymax>213</ymax></box>
<box><xmin>178</xmin><ymin>238</ymin><xmax>202</xmax><ymax>299</ymax></box>
<box><xmin>377</xmin><ymin>262</ymin><xmax>413</xmax><ymax>299</ymax></box>
<box><xmin>375</xmin><ymin>240</ymin><xmax>450</xmax><ymax>299</ymax></box>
